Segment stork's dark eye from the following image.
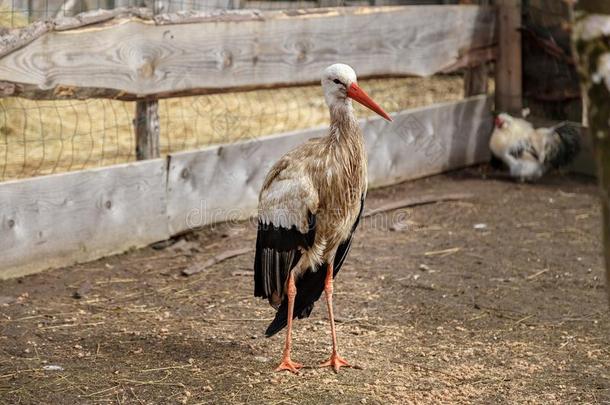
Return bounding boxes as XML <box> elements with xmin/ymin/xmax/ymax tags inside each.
<box><xmin>333</xmin><ymin>79</ymin><xmax>343</xmax><ymax>85</ymax></box>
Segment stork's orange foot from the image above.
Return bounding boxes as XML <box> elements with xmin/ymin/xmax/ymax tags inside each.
<box><xmin>275</xmin><ymin>358</ymin><xmax>303</xmax><ymax>374</ymax></box>
<box><xmin>319</xmin><ymin>352</ymin><xmax>352</xmax><ymax>373</ymax></box>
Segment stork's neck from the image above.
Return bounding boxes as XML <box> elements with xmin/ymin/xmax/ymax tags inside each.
<box><xmin>328</xmin><ymin>99</ymin><xmax>359</xmax><ymax>141</ymax></box>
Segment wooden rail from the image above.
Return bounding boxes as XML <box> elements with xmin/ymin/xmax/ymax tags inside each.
<box><xmin>0</xmin><ymin>6</ymin><xmax>497</xmax><ymax>101</ymax></box>
<box><xmin>0</xmin><ymin>96</ymin><xmax>493</xmax><ymax>278</ymax></box>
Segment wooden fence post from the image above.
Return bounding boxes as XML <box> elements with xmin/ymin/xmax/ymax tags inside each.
<box><xmin>460</xmin><ymin>0</ymin><xmax>488</xmax><ymax>97</ymax></box>
<box><xmin>134</xmin><ymin>100</ymin><xmax>160</xmax><ymax>160</ymax></box>
<box><xmin>133</xmin><ymin>2</ymin><xmax>162</xmax><ymax>162</ymax></box>
<box><xmin>464</xmin><ymin>64</ymin><xmax>489</xmax><ymax>96</ymax></box>
<box><xmin>572</xmin><ymin>2</ymin><xmax>610</xmax><ymax>306</ymax></box>
<box><xmin>495</xmin><ymin>0</ymin><xmax>522</xmax><ymax>113</ymax></box>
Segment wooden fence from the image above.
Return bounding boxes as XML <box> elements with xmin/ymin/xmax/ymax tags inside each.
<box><xmin>0</xmin><ymin>6</ymin><xmax>497</xmax><ymax>100</ymax></box>
<box><xmin>0</xmin><ymin>4</ymin><xmax>509</xmax><ymax>278</ymax></box>
<box><xmin>5</xmin><ymin>0</ymin><xmax>459</xmax><ymax>25</ymax></box>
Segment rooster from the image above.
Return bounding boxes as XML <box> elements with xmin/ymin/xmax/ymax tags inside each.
<box><xmin>489</xmin><ymin>113</ymin><xmax>580</xmax><ymax>181</ymax></box>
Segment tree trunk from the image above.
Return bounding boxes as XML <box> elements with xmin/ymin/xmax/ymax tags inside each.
<box><xmin>572</xmin><ymin>4</ymin><xmax>610</xmax><ymax>305</ymax></box>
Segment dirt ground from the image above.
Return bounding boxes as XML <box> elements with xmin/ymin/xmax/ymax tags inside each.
<box><xmin>1</xmin><ymin>168</ymin><xmax>608</xmax><ymax>404</ymax></box>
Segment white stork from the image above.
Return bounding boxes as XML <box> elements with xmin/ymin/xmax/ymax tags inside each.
<box><xmin>254</xmin><ymin>64</ymin><xmax>392</xmax><ymax>373</ymax></box>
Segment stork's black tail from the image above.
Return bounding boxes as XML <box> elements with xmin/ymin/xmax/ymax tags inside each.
<box><xmin>544</xmin><ymin>123</ymin><xmax>581</xmax><ymax>169</ymax></box>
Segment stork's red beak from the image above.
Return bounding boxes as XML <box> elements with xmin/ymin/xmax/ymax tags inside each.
<box><xmin>347</xmin><ymin>83</ymin><xmax>392</xmax><ymax>122</ymax></box>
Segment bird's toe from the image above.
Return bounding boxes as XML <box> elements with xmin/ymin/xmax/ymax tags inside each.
<box><xmin>275</xmin><ymin>358</ymin><xmax>303</xmax><ymax>374</ymax></box>
<box><xmin>319</xmin><ymin>352</ymin><xmax>352</xmax><ymax>373</ymax></box>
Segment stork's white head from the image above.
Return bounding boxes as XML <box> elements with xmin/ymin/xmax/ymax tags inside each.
<box><xmin>321</xmin><ymin>63</ymin><xmax>391</xmax><ymax>121</ymax></box>
<box><xmin>322</xmin><ymin>64</ymin><xmax>358</xmax><ymax>106</ymax></box>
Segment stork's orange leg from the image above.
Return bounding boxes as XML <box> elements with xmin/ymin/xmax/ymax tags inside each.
<box><xmin>319</xmin><ymin>263</ymin><xmax>352</xmax><ymax>372</ymax></box>
<box><xmin>275</xmin><ymin>271</ymin><xmax>302</xmax><ymax>374</ymax></box>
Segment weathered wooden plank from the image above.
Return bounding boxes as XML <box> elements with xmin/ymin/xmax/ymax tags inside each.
<box><xmin>0</xmin><ymin>21</ymin><xmax>50</xmax><ymax>59</ymax></box>
<box><xmin>0</xmin><ymin>159</ymin><xmax>169</xmax><ymax>279</ymax></box>
<box><xmin>166</xmin><ymin>95</ymin><xmax>493</xmax><ymax>234</ymax></box>
<box><xmin>367</xmin><ymin>95</ymin><xmax>493</xmax><ymax>186</ymax></box>
<box><xmin>151</xmin><ymin>0</ymin><xmax>238</xmax><ymax>14</ymax></box>
<box><xmin>166</xmin><ymin>127</ymin><xmax>318</xmax><ymax>234</ymax></box>
<box><xmin>244</xmin><ymin>1</ymin><xmax>318</xmax><ymax>9</ymax></box>
<box><xmin>53</xmin><ymin>7</ymin><xmax>153</xmax><ymax>31</ymax></box>
<box><xmin>374</xmin><ymin>0</ymin><xmax>452</xmax><ymax>4</ymax></box>
<box><xmin>441</xmin><ymin>45</ymin><xmax>497</xmax><ymax>74</ymax></box>
<box><xmin>151</xmin><ymin>9</ymin><xmax>263</xmax><ymax>25</ymax></box>
<box><xmin>0</xmin><ymin>6</ymin><xmax>497</xmax><ymax>100</ymax></box>
<box><xmin>495</xmin><ymin>0</ymin><xmax>522</xmax><ymax>113</ymax></box>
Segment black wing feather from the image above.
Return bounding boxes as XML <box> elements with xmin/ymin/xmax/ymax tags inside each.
<box><xmin>254</xmin><ymin>211</ymin><xmax>316</xmax><ymax>306</ymax></box>
<box><xmin>265</xmin><ymin>195</ymin><xmax>365</xmax><ymax>337</ymax></box>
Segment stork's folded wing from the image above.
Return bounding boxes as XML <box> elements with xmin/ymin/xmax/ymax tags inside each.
<box><xmin>254</xmin><ymin>172</ymin><xmax>318</xmax><ymax>308</ymax></box>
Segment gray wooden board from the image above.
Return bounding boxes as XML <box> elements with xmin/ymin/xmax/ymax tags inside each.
<box><xmin>167</xmin><ymin>95</ymin><xmax>493</xmax><ymax>234</ymax></box>
<box><xmin>366</xmin><ymin>95</ymin><xmax>492</xmax><ymax>187</ymax></box>
<box><xmin>243</xmin><ymin>1</ymin><xmax>319</xmax><ymax>9</ymax></box>
<box><xmin>166</xmin><ymin>127</ymin><xmax>321</xmax><ymax>234</ymax></box>
<box><xmin>0</xmin><ymin>6</ymin><xmax>496</xmax><ymax>100</ymax></box>
<box><xmin>0</xmin><ymin>159</ymin><xmax>169</xmax><ymax>279</ymax></box>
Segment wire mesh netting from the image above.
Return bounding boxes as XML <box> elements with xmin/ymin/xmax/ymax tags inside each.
<box><xmin>522</xmin><ymin>0</ymin><xmax>580</xmax><ymax>121</ymax></box>
<box><xmin>0</xmin><ymin>0</ymin><xmax>489</xmax><ymax>182</ymax></box>
<box><xmin>0</xmin><ymin>76</ymin><xmax>470</xmax><ymax>181</ymax></box>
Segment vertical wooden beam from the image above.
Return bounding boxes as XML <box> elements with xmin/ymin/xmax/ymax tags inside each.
<box><xmin>572</xmin><ymin>3</ymin><xmax>610</xmax><ymax>306</ymax></box>
<box><xmin>460</xmin><ymin>0</ymin><xmax>488</xmax><ymax>98</ymax></box>
<box><xmin>134</xmin><ymin>100</ymin><xmax>160</xmax><ymax>160</ymax></box>
<box><xmin>495</xmin><ymin>0</ymin><xmax>522</xmax><ymax>113</ymax></box>
<box><xmin>134</xmin><ymin>0</ymin><xmax>162</xmax><ymax>162</ymax></box>
<box><xmin>464</xmin><ymin>64</ymin><xmax>489</xmax><ymax>97</ymax></box>
<box><xmin>458</xmin><ymin>0</ymin><xmax>487</xmax><ymax>98</ymax></box>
